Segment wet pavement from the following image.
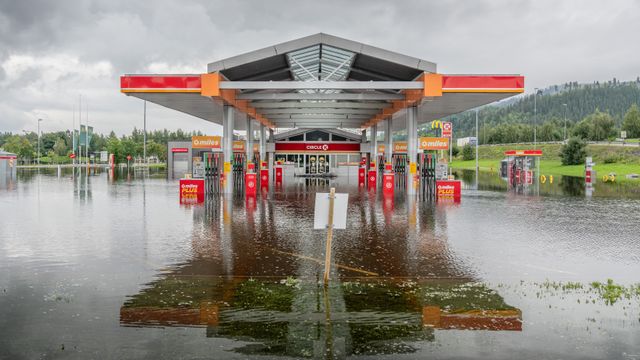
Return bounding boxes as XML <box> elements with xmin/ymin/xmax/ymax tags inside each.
<box><xmin>1</xmin><ymin>168</ymin><xmax>639</xmax><ymax>359</ymax></box>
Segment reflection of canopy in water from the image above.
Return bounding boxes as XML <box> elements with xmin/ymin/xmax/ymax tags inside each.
<box><xmin>121</xmin><ymin>277</ymin><xmax>521</xmax><ymax>357</ymax></box>
<box><xmin>187</xmin><ymin>194</ymin><xmax>476</xmax><ymax>279</ymax></box>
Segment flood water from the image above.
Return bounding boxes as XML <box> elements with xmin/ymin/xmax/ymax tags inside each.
<box><xmin>1</xmin><ymin>168</ymin><xmax>639</xmax><ymax>359</ymax></box>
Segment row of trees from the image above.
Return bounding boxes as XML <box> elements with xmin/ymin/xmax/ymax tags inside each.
<box><xmin>452</xmin><ymin>105</ymin><xmax>640</xmax><ymax>145</ymax></box>
<box><xmin>444</xmin><ymin>78</ymin><xmax>640</xmax><ymax>143</ymax></box>
<box><xmin>0</xmin><ymin>128</ymin><xmax>204</xmax><ymax>164</ymax></box>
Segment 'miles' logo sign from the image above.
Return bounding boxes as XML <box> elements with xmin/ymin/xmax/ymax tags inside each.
<box><xmin>192</xmin><ymin>136</ymin><xmax>221</xmax><ymax>149</ymax></box>
<box><xmin>419</xmin><ymin>137</ymin><xmax>449</xmax><ymax>150</ymax></box>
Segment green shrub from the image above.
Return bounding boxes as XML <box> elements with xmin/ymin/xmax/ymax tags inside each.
<box><xmin>602</xmin><ymin>153</ymin><xmax>619</xmax><ymax>164</ymax></box>
<box><xmin>451</xmin><ymin>145</ymin><xmax>460</xmax><ymax>157</ymax></box>
<box><xmin>561</xmin><ymin>137</ymin><xmax>587</xmax><ymax>165</ymax></box>
<box><xmin>461</xmin><ymin>144</ymin><xmax>474</xmax><ymax>161</ymax></box>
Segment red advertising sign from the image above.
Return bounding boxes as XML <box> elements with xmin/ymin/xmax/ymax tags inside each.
<box><xmin>368</xmin><ymin>169</ymin><xmax>377</xmax><ymax>190</ymax></box>
<box><xmin>245</xmin><ymin>173</ymin><xmax>257</xmax><ymax>196</ymax></box>
<box><xmin>275</xmin><ymin>142</ymin><xmax>360</xmax><ymax>153</ymax></box>
<box><xmin>442</xmin><ymin>122</ymin><xmax>452</xmax><ymax>138</ymax></box>
<box><xmin>358</xmin><ymin>167</ymin><xmax>366</xmax><ymax>187</ymax></box>
<box><xmin>179</xmin><ymin>179</ymin><xmax>204</xmax><ymax>204</ymax></box>
<box><xmin>383</xmin><ymin>173</ymin><xmax>395</xmax><ymax>194</ymax></box>
<box><xmin>260</xmin><ymin>169</ymin><xmax>269</xmax><ymax>188</ymax></box>
<box><xmin>172</xmin><ymin>147</ymin><xmax>189</xmax><ymax>153</ymax></box>
<box><xmin>436</xmin><ymin>180</ymin><xmax>461</xmax><ymax>202</ymax></box>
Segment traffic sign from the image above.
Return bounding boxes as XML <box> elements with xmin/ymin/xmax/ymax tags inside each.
<box><xmin>126</xmin><ymin>155</ymin><xmax>132</xmax><ymax>161</ymax></box>
<box><xmin>69</xmin><ymin>153</ymin><xmax>76</xmax><ymax>159</ymax></box>
<box><xmin>442</xmin><ymin>122</ymin><xmax>452</xmax><ymax>138</ymax></box>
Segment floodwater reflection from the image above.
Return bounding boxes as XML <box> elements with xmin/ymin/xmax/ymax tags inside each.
<box><xmin>121</xmin><ymin>277</ymin><xmax>521</xmax><ymax>357</ymax></box>
<box><xmin>1</xmin><ymin>170</ymin><xmax>639</xmax><ymax>359</ymax></box>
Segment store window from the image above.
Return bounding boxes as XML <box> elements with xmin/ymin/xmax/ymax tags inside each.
<box><xmin>305</xmin><ymin>130</ymin><xmax>329</xmax><ymax>141</ymax></box>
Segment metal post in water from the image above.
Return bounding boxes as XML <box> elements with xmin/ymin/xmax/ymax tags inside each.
<box><xmin>323</xmin><ymin>187</ymin><xmax>336</xmax><ymax>286</ymax></box>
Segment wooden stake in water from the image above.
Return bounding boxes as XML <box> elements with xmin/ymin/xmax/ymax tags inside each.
<box><xmin>323</xmin><ymin>187</ymin><xmax>336</xmax><ymax>286</ymax></box>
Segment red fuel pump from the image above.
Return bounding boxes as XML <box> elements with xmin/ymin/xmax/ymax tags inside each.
<box><xmin>245</xmin><ymin>162</ymin><xmax>257</xmax><ymax>196</ymax></box>
<box><xmin>368</xmin><ymin>161</ymin><xmax>377</xmax><ymax>190</ymax></box>
<box><xmin>383</xmin><ymin>162</ymin><xmax>394</xmax><ymax>195</ymax></box>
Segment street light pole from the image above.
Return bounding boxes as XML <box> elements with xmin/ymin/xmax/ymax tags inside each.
<box><xmin>37</xmin><ymin>118</ymin><xmax>43</xmax><ymax>165</ymax></box>
<box><xmin>534</xmin><ymin>88</ymin><xmax>538</xmax><ymax>149</ymax></box>
<box><xmin>563</xmin><ymin>103</ymin><xmax>568</xmax><ymax>142</ymax></box>
<box><xmin>475</xmin><ymin>108</ymin><xmax>479</xmax><ymax>190</ymax></box>
<box><xmin>143</xmin><ymin>100</ymin><xmax>147</xmax><ymax>166</ymax></box>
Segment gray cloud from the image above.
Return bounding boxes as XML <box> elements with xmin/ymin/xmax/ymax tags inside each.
<box><xmin>1</xmin><ymin>0</ymin><xmax>640</xmax><ymax>135</ymax></box>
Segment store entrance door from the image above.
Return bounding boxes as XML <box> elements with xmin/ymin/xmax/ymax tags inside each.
<box><xmin>305</xmin><ymin>154</ymin><xmax>330</xmax><ymax>175</ymax></box>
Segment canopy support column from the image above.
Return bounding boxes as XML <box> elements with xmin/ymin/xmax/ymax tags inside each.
<box><xmin>371</xmin><ymin>124</ymin><xmax>378</xmax><ymax>168</ymax></box>
<box><xmin>245</xmin><ymin>115</ymin><xmax>253</xmax><ymax>167</ymax></box>
<box><xmin>259</xmin><ymin>124</ymin><xmax>266</xmax><ymax>163</ymax></box>
<box><xmin>223</xmin><ymin>105</ymin><xmax>234</xmax><ymax>193</ymax></box>
<box><xmin>407</xmin><ymin>106</ymin><xmax>418</xmax><ymax>195</ymax></box>
<box><xmin>385</xmin><ymin>118</ymin><xmax>393</xmax><ymax>166</ymax></box>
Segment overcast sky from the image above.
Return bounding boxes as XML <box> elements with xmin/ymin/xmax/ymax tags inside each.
<box><xmin>1</xmin><ymin>0</ymin><xmax>639</xmax><ymax>136</ymax></box>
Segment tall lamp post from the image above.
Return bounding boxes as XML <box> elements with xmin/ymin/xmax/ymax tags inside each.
<box><xmin>37</xmin><ymin>118</ymin><xmax>43</xmax><ymax>165</ymax></box>
<box><xmin>562</xmin><ymin>103</ymin><xmax>568</xmax><ymax>142</ymax></box>
<box><xmin>475</xmin><ymin>108</ymin><xmax>479</xmax><ymax>190</ymax></box>
<box><xmin>143</xmin><ymin>100</ymin><xmax>147</xmax><ymax>166</ymax></box>
<box><xmin>533</xmin><ymin>88</ymin><xmax>538</xmax><ymax>149</ymax></box>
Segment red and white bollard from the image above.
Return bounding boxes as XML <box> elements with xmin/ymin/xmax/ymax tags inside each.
<box><xmin>245</xmin><ymin>162</ymin><xmax>257</xmax><ymax>196</ymax></box>
<box><xmin>383</xmin><ymin>163</ymin><xmax>394</xmax><ymax>195</ymax></box>
<box><xmin>275</xmin><ymin>161</ymin><xmax>283</xmax><ymax>187</ymax></box>
<box><xmin>358</xmin><ymin>166</ymin><xmax>366</xmax><ymax>187</ymax></box>
<box><xmin>368</xmin><ymin>162</ymin><xmax>377</xmax><ymax>190</ymax></box>
<box><xmin>260</xmin><ymin>161</ymin><xmax>269</xmax><ymax>190</ymax></box>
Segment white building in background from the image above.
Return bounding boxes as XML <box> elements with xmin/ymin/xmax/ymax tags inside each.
<box><xmin>457</xmin><ymin>137</ymin><xmax>478</xmax><ymax>147</ymax></box>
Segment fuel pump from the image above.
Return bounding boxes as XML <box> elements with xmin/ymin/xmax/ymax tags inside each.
<box><xmin>203</xmin><ymin>152</ymin><xmax>221</xmax><ymax>195</ymax></box>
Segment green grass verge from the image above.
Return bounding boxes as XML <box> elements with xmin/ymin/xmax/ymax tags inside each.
<box><xmin>450</xmin><ymin>159</ymin><xmax>640</xmax><ymax>182</ymax></box>
<box><xmin>449</xmin><ymin>143</ymin><xmax>640</xmax><ymax>182</ymax></box>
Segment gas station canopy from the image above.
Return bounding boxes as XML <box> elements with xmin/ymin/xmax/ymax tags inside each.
<box><xmin>121</xmin><ymin>33</ymin><xmax>524</xmax><ymax>131</ymax></box>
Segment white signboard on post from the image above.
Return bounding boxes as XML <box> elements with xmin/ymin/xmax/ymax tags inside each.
<box><xmin>314</xmin><ymin>192</ymin><xmax>349</xmax><ymax>230</ymax></box>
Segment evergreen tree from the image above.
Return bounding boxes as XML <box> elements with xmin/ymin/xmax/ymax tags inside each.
<box><xmin>462</xmin><ymin>144</ymin><xmax>474</xmax><ymax>161</ymax></box>
<box><xmin>561</xmin><ymin>137</ymin><xmax>587</xmax><ymax>165</ymax></box>
<box><xmin>622</xmin><ymin>104</ymin><xmax>640</xmax><ymax>138</ymax></box>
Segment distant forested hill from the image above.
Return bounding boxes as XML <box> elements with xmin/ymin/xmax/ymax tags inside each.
<box><xmin>435</xmin><ymin>78</ymin><xmax>640</xmax><ymax>143</ymax></box>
